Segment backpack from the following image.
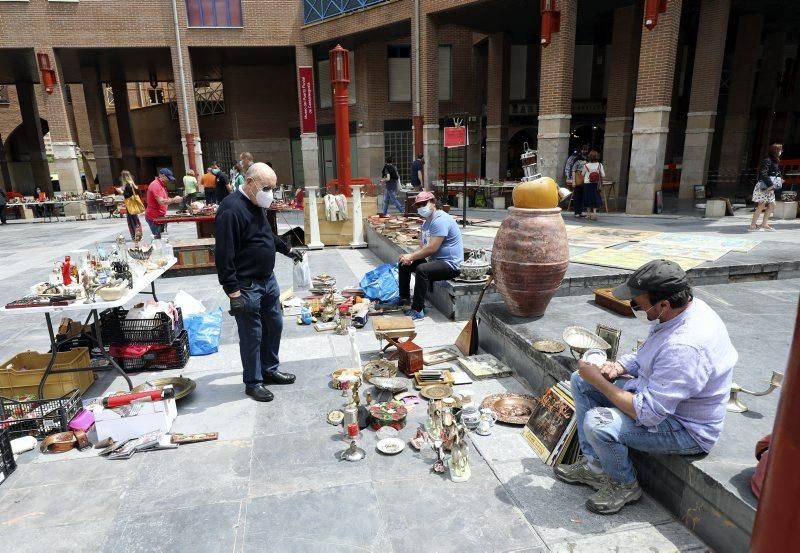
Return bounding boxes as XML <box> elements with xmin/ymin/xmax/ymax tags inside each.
<box><xmin>588</xmin><ymin>163</ymin><xmax>602</xmax><ymax>184</ymax></box>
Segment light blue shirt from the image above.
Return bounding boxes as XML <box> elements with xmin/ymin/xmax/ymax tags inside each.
<box><xmin>617</xmin><ymin>298</ymin><xmax>737</xmax><ymax>452</ymax></box>
<box><xmin>421</xmin><ymin>210</ymin><xmax>463</xmax><ymax>270</ymax></box>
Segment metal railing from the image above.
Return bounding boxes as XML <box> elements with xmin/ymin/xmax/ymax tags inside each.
<box><xmin>303</xmin><ymin>0</ymin><xmax>387</xmax><ymax>24</ymax></box>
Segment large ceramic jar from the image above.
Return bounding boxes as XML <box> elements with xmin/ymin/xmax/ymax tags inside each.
<box><xmin>491</xmin><ymin>207</ymin><xmax>568</xmax><ymax>317</ymax></box>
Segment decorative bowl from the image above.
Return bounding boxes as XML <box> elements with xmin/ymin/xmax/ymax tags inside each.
<box><xmin>370</xmin><ymin>377</ymin><xmax>408</xmax><ymax>393</ymax></box>
<box><xmin>781</xmin><ymin>191</ymin><xmax>797</xmax><ymax>202</ymax></box>
<box><xmin>331</xmin><ymin>368</ymin><xmax>362</xmax><ymax>389</ymax></box>
<box><xmin>363</xmin><ymin>359</ymin><xmax>398</xmax><ymax>381</ymax></box>
<box><xmin>369</xmin><ymin>400</ymin><xmax>408</xmax><ymax>430</ymax></box>
<box><xmin>376</xmin><ymin>426</ymin><xmax>399</xmax><ymax>440</ymax></box>
<box><xmin>459</xmin><ymin>249</ymin><xmax>491</xmax><ymax>280</ymax></box>
<box><xmin>128</xmin><ymin>245</ymin><xmax>153</xmax><ymax>261</ymax></box>
<box><xmin>480</xmin><ymin>393</ymin><xmax>538</xmax><ymax>425</ymax></box>
<box><xmin>562</xmin><ymin>326</ymin><xmax>611</xmax><ymax>356</ymax></box>
<box><xmin>97</xmin><ymin>282</ymin><xmax>128</xmax><ymax>301</ymax></box>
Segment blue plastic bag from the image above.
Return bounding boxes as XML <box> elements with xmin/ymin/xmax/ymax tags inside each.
<box><xmin>184</xmin><ymin>307</ymin><xmax>223</xmax><ymax>356</ymax></box>
<box><xmin>359</xmin><ymin>263</ymin><xmax>400</xmax><ymax>303</ymax></box>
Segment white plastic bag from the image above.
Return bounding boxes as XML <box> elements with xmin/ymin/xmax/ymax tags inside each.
<box><xmin>174</xmin><ymin>290</ymin><xmax>206</xmax><ymax>316</ymax></box>
<box><xmin>293</xmin><ymin>255</ymin><xmax>312</xmax><ymax>290</ymax></box>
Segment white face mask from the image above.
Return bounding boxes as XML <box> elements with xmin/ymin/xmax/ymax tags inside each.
<box><xmin>418</xmin><ymin>206</ymin><xmax>432</xmax><ymax>218</ymax></box>
<box><xmin>632</xmin><ymin>302</ymin><xmax>662</xmax><ymax>323</ymax></box>
<box><xmin>256</xmin><ymin>188</ymin><xmax>274</xmax><ymax>209</ymax></box>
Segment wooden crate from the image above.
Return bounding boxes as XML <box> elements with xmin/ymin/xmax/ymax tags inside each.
<box><xmin>303</xmin><ymin>196</ymin><xmax>378</xmax><ymax>246</ymax></box>
<box><xmin>167</xmin><ymin>238</ymin><xmax>217</xmax><ymax>277</ymax></box>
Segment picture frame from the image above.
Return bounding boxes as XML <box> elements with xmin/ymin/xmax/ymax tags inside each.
<box><xmin>595</xmin><ymin>324</ymin><xmax>622</xmax><ymax>361</ymax></box>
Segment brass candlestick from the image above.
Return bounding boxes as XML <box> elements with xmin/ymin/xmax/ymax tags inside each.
<box><xmin>727</xmin><ymin>371</ymin><xmax>784</xmax><ymax>413</ymax></box>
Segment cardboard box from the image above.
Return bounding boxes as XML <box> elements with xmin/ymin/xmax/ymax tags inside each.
<box><xmin>90</xmin><ymin>398</ymin><xmax>177</xmax><ymax>443</ymax></box>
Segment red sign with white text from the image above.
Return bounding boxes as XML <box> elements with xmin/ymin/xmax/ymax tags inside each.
<box><xmin>443</xmin><ymin>126</ymin><xmax>468</xmax><ymax>148</ymax></box>
<box><xmin>298</xmin><ymin>66</ymin><xmax>317</xmax><ymax>134</ymax></box>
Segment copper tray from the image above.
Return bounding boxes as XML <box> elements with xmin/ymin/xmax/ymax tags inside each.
<box><xmin>481</xmin><ymin>393</ymin><xmax>538</xmax><ymax>425</ymax></box>
<box><xmin>132</xmin><ymin>376</ymin><xmax>196</xmax><ymax>401</ymax></box>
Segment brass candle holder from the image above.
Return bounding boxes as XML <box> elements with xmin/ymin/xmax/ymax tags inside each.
<box><xmin>726</xmin><ymin>371</ymin><xmax>784</xmax><ymax>413</ymax></box>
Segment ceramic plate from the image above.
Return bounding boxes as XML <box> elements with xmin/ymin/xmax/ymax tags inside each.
<box><xmin>370</xmin><ymin>377</ymin><xmax>409</xmax><ymax>393</ymax></box>
<box><xmin>420</xmin><ymin>384</ymin><xmax>453</xmax><ymax>400</ymax></box>
<box><xmin>327</xmin><ymin>410</ymin><xmax>345</xmax><ymax>425</ymax></box>
<box><xmin>376</xmin><ymin>426</ymin><xmax>399</xmax><ymax>440</ymax></box>
<box><xmin>376</xmin><ymin>437</ymin><xmax>405</xmax><ymax>455</ymax></box>
<box><xmin>480</xmin><ymin>393</ymin><xmax>538</xmax><ymax>425</ymax></box>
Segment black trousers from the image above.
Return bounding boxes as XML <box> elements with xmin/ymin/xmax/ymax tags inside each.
<box><xmin>573</xmin><ymin>185</ymin><xmax>584</xmax><ymax>215</ymax></box>
<box><xmin>398</xmin><ymin>259</ymin><xmax>460</xmax><ymax>311</ymax></box>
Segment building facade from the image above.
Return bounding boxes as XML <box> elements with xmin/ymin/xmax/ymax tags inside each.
<box><xmin>0</xmin><ymin>0</ymin><xmax>798</xmax><ymax>214</ymax></box>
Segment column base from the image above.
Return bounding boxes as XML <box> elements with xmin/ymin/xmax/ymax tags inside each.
<box><xmin>349</xmin><ymin>242</ymin><xmax>368</xmax><ymax>249</ymax></box>
<box><xmin>307</xmin><ymin>242</ymin><xmax>325</xmax><ymax>250</ymax></box>
<box><xmin>537</xmin><ymin>115</ymin><xmax>571</xmax><ymax>185</ymax></box>
<box><xmin>51</xmin><ymin>141</ymin><xmax>84</xmax><ymax>194</ymax></box>
<box><xmin>679</xmin><ymin>112</ymin><xmax>716</xmax><ymax>199</ymax></box>
<box><xmin>626</xmin><ymin>107</ymin><xmax>670</xmax><ymax>215</ymax></box>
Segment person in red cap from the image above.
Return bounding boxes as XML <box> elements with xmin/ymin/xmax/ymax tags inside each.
<box><xmin>144</xmin><ymin>168</ymin><xmax>182</xmax><ymax>239</ymax></box>
<box><xmin>398</xmin><ymin>191</ymin><xmax>463</xmax><ymax>320</ymax></box>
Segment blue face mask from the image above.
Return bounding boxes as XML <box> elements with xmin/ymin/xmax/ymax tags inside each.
<box><xmin>418</xmin><ymin>206</ymin><xmax>432</xmax><ymax>218</ymax></box>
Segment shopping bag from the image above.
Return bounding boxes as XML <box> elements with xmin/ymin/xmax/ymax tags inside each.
<box><xmin>359</xmin><ymin>263</ymin><xmax>400</xmax><ymax>303</ymax></box>
<box><xmin>293</xmin><ymin>256</ymin><xmax>312</xmax><ymax>290</ymax></box>
<box><xmin>184</xmin><ymin>307</ymin><xmax>223</xmax><ymax>356</ymax></box>
<box><xmin>124</xmin><ymin>194</ymin><xmax>145</xmax><ymax>215</ymax></box>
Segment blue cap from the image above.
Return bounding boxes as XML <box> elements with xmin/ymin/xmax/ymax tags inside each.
<box><xmin>158</xmin><ymin>168</ymin><xmax>175</xmax><ymax>181</ymax></box>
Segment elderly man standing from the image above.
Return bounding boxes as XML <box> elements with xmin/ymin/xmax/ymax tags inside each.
<box><xmin>554</xmin><ymin>260</ymin><xmax>737</xmax><ymax>514</ymax></box>
<box><xmin>215</xmin><ymin>162</ymin><xmax>304</xmax><ymax>401</ymax></box>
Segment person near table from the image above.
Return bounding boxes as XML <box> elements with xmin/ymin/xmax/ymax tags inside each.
<box><xmin>398</xmin><ymin>191</ymin><xmax>463</xmax><ymax>321</ymax></box>
<box><xmin>240</xmin><ymin>151</ymin><xmax>254</xmax><ymax>173</ymax></box>
<box><xmin>201</xmin><ymin>167</ymin><xmax>217</xmax><ymax>205</ymax></box>
<box><xmin>120</xmin><ymin>170</ymin><xmax>143</xmax><ymax>240</ymax></box>
<box><xmin>0</xmin><ymin>188</ymin><xmax>7</xmax><ymax>225</ymax></box>
<box><xmin>381</xmin><ymin>156</ymin><xmax>404</xmax><ymax>215</ymax></box>
<box><xmin>554</xmin><ymin>260</ymin><xmax>737</xmax><ymax>515</ymax></box>
<box><xmin>411</xmin><ymin>153</ymin><xmax>424</xmax><ymax>190</ymax></box>
<box><xmin>144</xmin><ymin>168</ymin><xmax>182</xmax><ymax>240</ymax></box>
<box><xmin>215</xmin><ymin>162</ymin><xmax>304</xmax><ymax>402</ymax></box>
<box><xmin>181</xmin><ymin>169</ymin><xmax>198</xmax><ymax>212</ymax></box>
<box><xmin>580</xmin><ymin>150</ymin><xmax>605</xmax><ymax>221</ymax></box>
<box><xmin>233</xmin><ymin>162</ymin><xmax>246</xmax><ymax>192</ymax></box>
<box><xmin>749</xmin><ymin>143</ymin><xmax>782</xmax><ymax>232</ymax></box>
<box><xmin>212</xmin><ymin>161</ymin><xmax>231</xmax><ymax>205</ymax></box>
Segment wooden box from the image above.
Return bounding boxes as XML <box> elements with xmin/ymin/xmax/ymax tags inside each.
<box><xmin>593</xmin><ymin>287</ymin><xmax>633</xmax><ymax>317</ymax></box>
<box><xmin>397</xmin><ymin>341</ymin><xmax>423</xmax><ymax>376</ymax></box>
<box><xmin>168</xmin><ymin>238</ymin><xmax>216</xmax><ymax>277</ymax></box>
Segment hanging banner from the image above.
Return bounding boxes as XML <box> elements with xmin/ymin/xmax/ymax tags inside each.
<box><xmin>298</xmin><ymin>66</ymin><xmax>317</xmax><ymax>134</ymax></box>
<box><xmin>443</xmin><ymin>126</ymin><xmax>468</xmax><ymax>148</ymax></box>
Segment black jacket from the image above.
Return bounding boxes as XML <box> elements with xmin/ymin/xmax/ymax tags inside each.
<box><xmin>758</xmin><ymin>157</ymin><xmax>781</xmax><ymax>189</ymax></box>
<box><xmin>215</xmin><ymin>191</ymin><xmax>291</xmax><ymax>294</ymax></box>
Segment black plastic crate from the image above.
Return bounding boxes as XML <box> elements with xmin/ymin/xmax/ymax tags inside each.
<box><xmin>100</xmin><ymin>306</ymin><xmax>183</xmax><ymax>345</ymax></box>
<box><xmin>112</xmin><ymin>330</ymin><xmax>190</xmax><ymax>373</ymax></box>
<box><xmin>0</xmin><ymin>389</ymin><xmax>83</xmax><ymax>440</ymax></box>
<box><xmin>0</xmin><ymin>429</ymin><xmax>15</xmax><ymax>486</ymax></box>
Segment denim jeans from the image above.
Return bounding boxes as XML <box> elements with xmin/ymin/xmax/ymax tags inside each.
<box><xmin>382</xmin><ymin>187</ymin><xmax>404</xmax><ymax>215</ymax></box>
<box><xmin>145</xmin><ymin>217</ymin><xmax>166</xmax><ymax>239</ymax></box>
<box><xmin>398</xmin><ymin>259</ymin><xmax>460</xmax><ymax>311</ymax></box>
<box><xmin>233</xmin><ymin>274</ymin><xmax>283</xmax><ymax>386</ymax></box>
<box><xmin>571</xmin><ymin>371</ymin><xmax>704</xmax><ymax>483</ymax></box>
<box><xmin>126</xmin><ymin>213</ymin><xmax>142</xmax><ymax>240</ymax></box>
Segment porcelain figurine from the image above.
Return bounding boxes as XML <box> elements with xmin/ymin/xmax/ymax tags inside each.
<box><xmin>449</xmin><ymin>427</ymin><xmax>471</xmax><ymax>482</ymax></box>
<box><xmin>476</xmin><ymin>408</ymin><xmax>497</xmax><ymax>436</ymax></box>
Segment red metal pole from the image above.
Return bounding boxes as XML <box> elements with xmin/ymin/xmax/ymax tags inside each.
<box><xmin>333</xmin><ymin>81</ymin><xmax>351</xmax><ymax>196</ymax></box>
<box><xmin>413</xmin><ymin>115</ymin><xmax>424</xmax><ymax>158</ymax></box>
<box><xmin>751</xmin><ymin>297</ymin><xmax>800</xmax><ymax>551</ymax></box>
<box><xmin>185</xmin><ymin>132</ymin><xmax>197</xmax><ymax>174</ymax></box>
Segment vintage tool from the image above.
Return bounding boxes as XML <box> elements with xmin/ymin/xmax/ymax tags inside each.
<box><xmin>727</xmin><ymin>371</ymin><xmax>784</xmax><ymax>413</ymax></box>
<box><xmin>170</xmin><ymin>432</ymin><xmax>219</xmax><ymax>445</ymax></box>
<box><xmin>455</xmin><ymin>276</ymin><xmax>494</xmax><ymax>356</ymax></box>
<box><xmin>102</xmin><ymin>387</ymin><xmax>175</xmax><ymax>408</ymax></box>
<box><xmin>397</xmin><ymin>340</ymin><xmax>423</xmax><ymax>376</ymax></box>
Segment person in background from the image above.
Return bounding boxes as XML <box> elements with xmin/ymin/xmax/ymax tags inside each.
<box><xmin>749</xmin><ymin>143</ymin><xmax>782</xmax><ymax>232</ymax></box>
<box><xmin>120</xmin><ymin>170</ymin><xmax>142</xmax><ymax>240</ymax></box>
<box><xmin>240</xmin><ymin>151</ymin><xmax>254</xmax><ymax>173</ymax></box>
<box><xmin>233</xmin><ymin>162</ymin><xmax>246</xmax><ymax>192</ymax></box>
<box><xmin>182</xmin><ymin>169</ymin><xmax>198</xmax><ymax>212</ymax></box>
<box><xmin>201</xmin><ymin>167</ymin><xmax>217</xmax><ymax>205</ymax></box>
<box><xmin>581</xmin><ymin>150</ymin><xmax>605</xmax><ymax>221</ymax></box>
<box><xmin>398</xmin><ymin>191</ymin><xmax>463</xmax><ymax>321</ymax></box>
<box><xmin>570</xmin><ymin>144</ymin><xmax>589</xmax><ymax>218</ymax></box>
<box><xmin>411</xmin><ymin>153</ymin><xmax>424</xmax><ymax>190</ymax></box>
<box><xmin>564</xmin><ymin>148</ymin><xmax>580</xmax><ymax>182</ymax></box>
<box><xmin>0</xmin><ymin>188</ymin><xmax>7</xmax><ymax>225</ymax></box>
<box><xmin>381</xmin><ymin>156</ymin><xmax>404</xmax><ymax>215</ymax></box>
<box><xmin>213</xmin><ymin>161</ymin><xmax>231</xmax><ymax>205</ymax></box>
<box><xmin>144</xmin><ymin>168</ymin><xmax>182</xmax><ymax>239</ymax></box>
<box><xmin>554</xmin><ymin>260</ymin><xmax>736</xmax><ymax>515</ymax></box>
<box><xmin>215</xmin><ymin>162</ymin><xmax>304</xmax><ymax>402</ymax></box>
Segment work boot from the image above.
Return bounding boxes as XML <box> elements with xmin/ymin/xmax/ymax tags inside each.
<box><xmin>586</xmin><ymin>479</ymin><xmax>643</xmax><ymax>515</ymax></box>
<box><xmin>554</xmin><ymin>455</ymin><xmax>607</xmax><ymax>490</ymax></box>
<box><xmin>245</xmin><ymin>384</ymin><xmax>274</xmax><ymax>402</ymax></box>
<box><xmin>262</xmin><ymin>371</ymin><xmax>296</xmax><ymax>385</ymax></box>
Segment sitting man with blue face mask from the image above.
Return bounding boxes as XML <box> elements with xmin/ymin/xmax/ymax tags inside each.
<box><xmin>397</xmin><ymin>191</ymin><xmax>464</xmax><ymax>320</ymax></box>
<box><xmin>554</xmin><ymin>260</ymin><xmax>737</xmax><ymax>515</ymax></box>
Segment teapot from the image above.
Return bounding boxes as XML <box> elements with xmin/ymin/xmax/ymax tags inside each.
<box><xmin>476</xmin><ymin>408</ymin><xmax>498</xmax><ymax>436</ymax></box>
<box><xmin>460</xmin><ymin>405</ymin><xmax>480</xmax><ymax>429</ymax></box>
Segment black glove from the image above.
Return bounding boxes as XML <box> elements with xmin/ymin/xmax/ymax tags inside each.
<box><xmin>229</xmin><ymin>294</ymin><xmax>246</xmax><ymax>317</ymax></box>
<box><xmin>289</xmin><ymin>249</ymin><xmax>305</xmax><ymax>263</ymax></box>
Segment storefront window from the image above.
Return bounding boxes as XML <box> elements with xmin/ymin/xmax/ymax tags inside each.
<box><xmin>185</xmin><ymin>0</ymin><xmax>243</xmax><ymax>27</ymax></box>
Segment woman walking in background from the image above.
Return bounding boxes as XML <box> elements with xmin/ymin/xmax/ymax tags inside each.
<box><xmin>749</xmin><ymin>143</ymin><xmax>782</xmax><ymax>232</ymax></box>
<box><xmin>581</xmin><ymin>150</ymin><xmax>605</xmax><ymax>221</ymax></box>
<box><xmin>182</xmin><ymin>169</ymin><xmax>198</xmax><ymax>212</ymax></box>
<box><xmin>120</xmin><ymin>170</ymin><xmax>143</xmax><ymax>241</ymax></box>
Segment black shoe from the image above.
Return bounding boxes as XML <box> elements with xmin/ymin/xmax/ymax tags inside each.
<box><xmin>262</xmin><ymin>371</ymin><xmax>296</xmax><ymax>385</ymax></box>
<box><xmin>245</xmin><ymin>384</ymin><xmax>274</xmax><ymax>402</ymax></box>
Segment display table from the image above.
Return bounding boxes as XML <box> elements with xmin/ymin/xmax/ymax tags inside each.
<box><xmin>0</xmin><ymin>259</ymin><xmax>176</xmax><ymax>398</ymax></box>
<box><xmin>153</xmin><ymin>214</ymin><xmax>216</xmax><ymax>238</ymax></box>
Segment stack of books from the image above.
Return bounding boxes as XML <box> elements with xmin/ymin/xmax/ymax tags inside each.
<box><xmin>522</xmin><ymin>380</ymin><xmax>579</xmax><ymax>466</ymax></box>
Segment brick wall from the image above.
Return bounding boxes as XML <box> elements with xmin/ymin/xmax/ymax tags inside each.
<box><xmin>606</xmin><ymin>4</ymin><xmax>641</xmax><ymax>118</ymax></box>
<box><xmin>538</xmin><ymin>0</ymin><xmax>577</xmax><ymax>115</ymax></box>
<box><xmin>687</xmin><ymin>0</ymin><xmax>730</xmax><ymax>113</ymax></box>
<box><xmin>633</xmin><ymin>0</ymin><xmax>684</xmax><ymax>108</ymax></box>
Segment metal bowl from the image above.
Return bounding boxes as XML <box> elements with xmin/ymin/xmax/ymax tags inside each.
<box><xmin>480</xmin><ymin>393</ymin><xmax>538</xmax><ymax>425</ymax></box>
<box><xmin>562</xmin><ymin>326</ymin><xmax>611</xmax><ymax>357</ymax></box>
<box><xmin>132</xmin><ymin>376</ymin><xmax>196</xmax><ymax>400</ymax></box>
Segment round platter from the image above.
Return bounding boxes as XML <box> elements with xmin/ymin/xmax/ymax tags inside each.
<box><xmin>480</xmin><ymin>393</ymin><xmax>538</xmax><ymax>425</ymax></box>
<box><xmin>419</xmin><ymin>384</ymin><xmax>453</xmax><ymax>400</ymax></box>
<box><xmin>327</xmin><ymin>410</ymin><xmax>345</xmax><ymax>425</ymax></box>
<box><xmin>376</xmin><ymin>437</ymin><xmax>405</xmax><ymax>455</ymax></box>
<box><xmin>532</xmin><ymin>339</ymin><xmax>566</xmax><ymax>354</ymax></box>
<box><xmin>132</xmin><ymin>377</ymin><xmax>196</xmax><ymax>401</ymax></box>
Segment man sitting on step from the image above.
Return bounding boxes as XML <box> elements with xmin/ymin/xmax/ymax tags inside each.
<box><xmin>554</xmin><ymin>260</ymin><xmax>737</xmax><ymax>514</ymax></box>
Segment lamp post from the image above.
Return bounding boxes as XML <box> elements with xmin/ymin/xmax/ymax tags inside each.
<box><xmin>329</xmin><ymin>45</ymin><xmax>352</xmax><ymax>196</ymax></box>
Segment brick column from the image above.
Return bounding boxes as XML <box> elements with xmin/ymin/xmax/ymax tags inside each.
<box><xmin>603</xmin><ymin>4</ymin><xmax>641</xmax><ymax>196</ymax></box>
<box><xmin>626</xmin><ymin>0</ymin><xmax>683</xmax><ymax>215</ymax></box>
<box><xmin>717</xmin><ymin>14</ymin><xmax>763</xmax><ymax>174</ymax></box>
<box><xmin>0</xmin><ymin>133</ymin><xmax>11</xmax><ymax>191</ymax></box>
<box><xmin>81</xmin><ymin>65</ymin><xmax>115</xmax><ymax>188</ymax></box>
<box><xmin>486</xmin><ymin>32</ymin><xmax>510</xmax><ymax>182</ymax></box>
<box><xmin>296</xmin><ymin>45</ymin><xmax>320</xmax><ymax>189</ymax></box>
<box><xmin>354</xmin><ymin>43</ymin><xmax>386</xmax><ymax>181</ymax></box>
<box><xmin>537</xmin><ymin>0</ymin><xmax>577</xmax><ymax>185</ymax></box>
<box><xmin>679</xmin><ymin>0</ymin><xmax>730</xmax><ymax>198</ymax></box>
<box><xmin>170</xmin><ymin>45</ymin><xmax>203</xmax><ymax>176</ymax></box>
<box><xmin>111</xmin><ymin>79</ymin><xmax>139</xmax><ymax>177</ymax></box>
<box><xmin>15</xmin><ymin>81</ymin><xmax>51</xmax><ymax>195</ymax></box>
<box><xmin>414</xmin><ymin>13</ymin><xmax>439</xmax><ymax>189</ymax></box>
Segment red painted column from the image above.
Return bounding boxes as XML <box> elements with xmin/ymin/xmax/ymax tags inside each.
<box><xmin>330</xmin><ymin>45</ymin><xmax>352</xmax><ymax>196</ymax></box>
